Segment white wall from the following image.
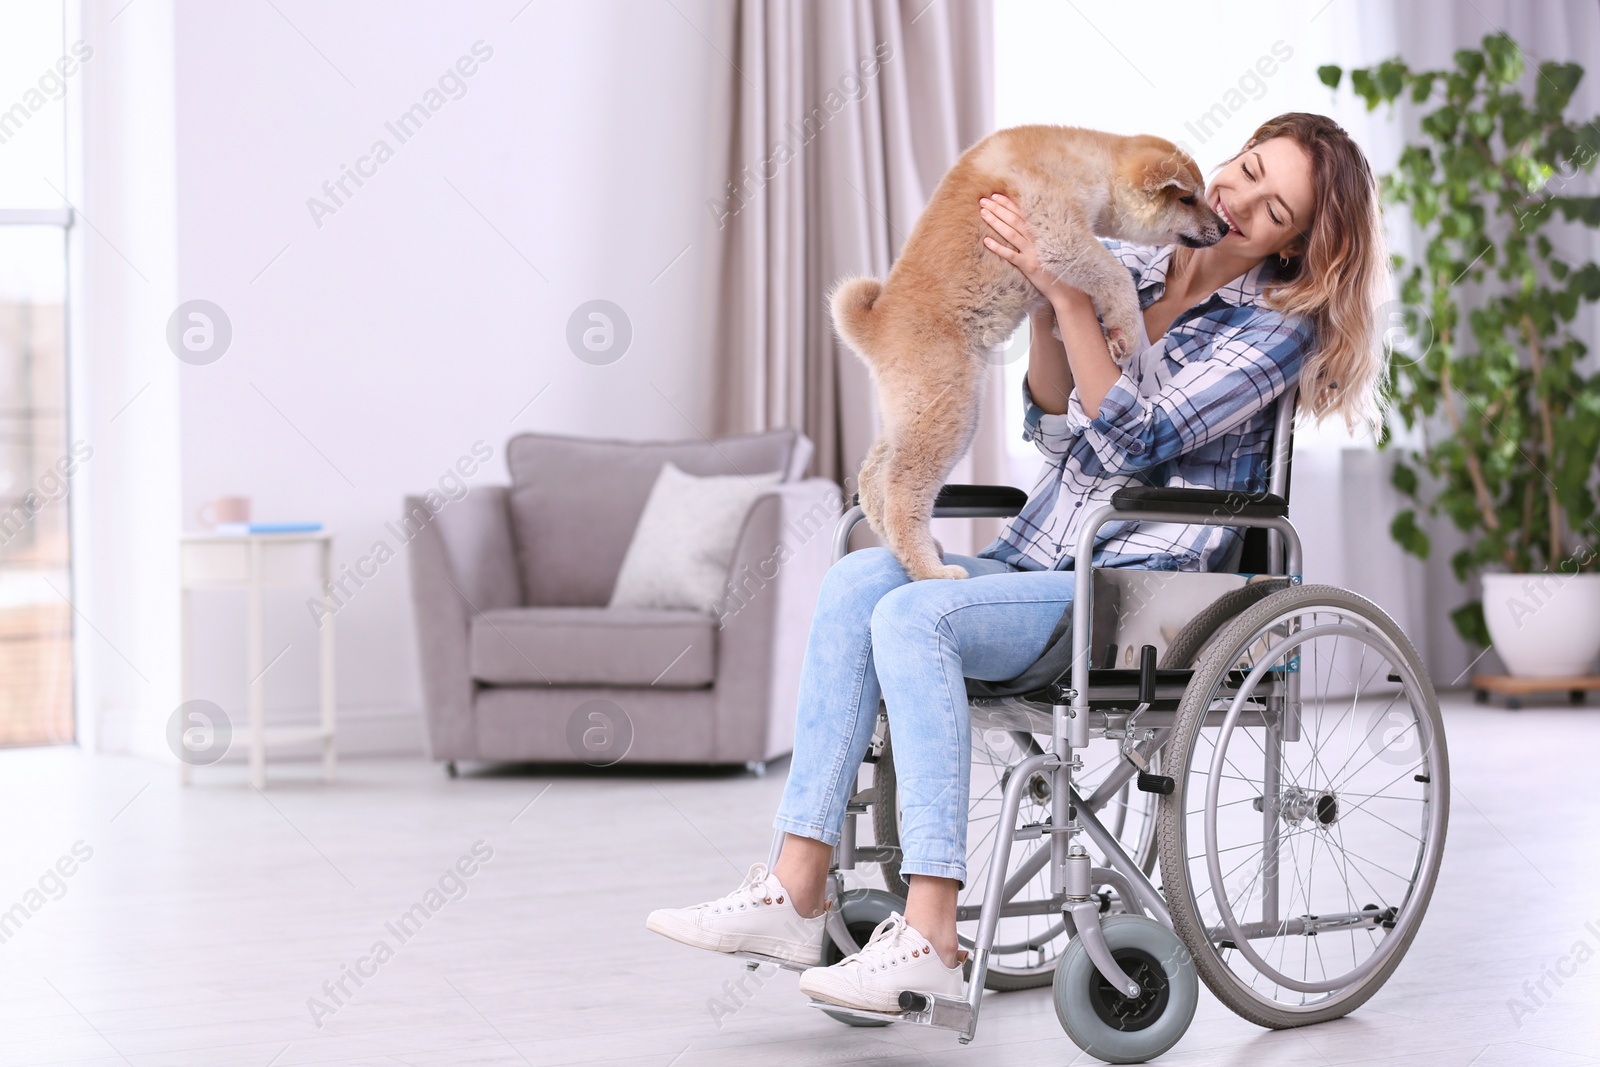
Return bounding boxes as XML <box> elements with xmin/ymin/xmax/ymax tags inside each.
<box><xmin>164</xmin><ymin>0</ymin><xmax>735</xmax><ymax>754</ymax></box>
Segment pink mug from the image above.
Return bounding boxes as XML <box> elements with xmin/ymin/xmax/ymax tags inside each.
<box><xmin>197</xmin><ymin>495</ymin><xmax>251</xmax><ymax>529</ymax></box>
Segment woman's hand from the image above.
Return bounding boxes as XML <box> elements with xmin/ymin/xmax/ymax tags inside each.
<box><xmin>979</xmin><ymin>193</ymin><xmax>1083</xmax><ymax>303</ymax></box>
<box><xmin>981</xmin><ymin>193</ymin><xmax>1127</xmax><ymax>416</ymax></box>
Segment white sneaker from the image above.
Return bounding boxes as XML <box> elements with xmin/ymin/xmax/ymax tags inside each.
<box><xmin>646</xmin><ymin>862</ymin><xmax>829</xmax><ymax>965</ymax></box>
<box><xmin>797</xmin><ymin>911</ymin><xmax>967</xmax><ymax>1012</ymax></box>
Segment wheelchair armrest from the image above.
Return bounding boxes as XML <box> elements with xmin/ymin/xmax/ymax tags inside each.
<box><xmin>933</xmin><ymin>484</ymin><xmax>1028</xmax><ymax>517</ymax></box>
<box><xmin>1109</xmin><ymin>485</ymin><xmax>1288</xmax><ymax>519</ymax></box>
<box><xmin>849</xmin><ymin>483</ymin><xmax>1027</xmax><ymax>519</ymax></box>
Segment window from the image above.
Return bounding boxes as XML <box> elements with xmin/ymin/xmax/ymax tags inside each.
<box><xmin>0</xmin><ymin>1</ymin><xmax>76</xmax><ymax>747</ymax></box>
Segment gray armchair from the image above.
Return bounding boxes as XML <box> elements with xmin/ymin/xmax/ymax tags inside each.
<box><xmin>405</xmin><ymin>428</ymin><xmax>840</xmax><ymax>771</ymax></box>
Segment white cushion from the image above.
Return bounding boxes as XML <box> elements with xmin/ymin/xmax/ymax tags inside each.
<box><xmin>608</xmin><ymin>462</ymin><xmax>782</xmax><ymax>614</ymax></box>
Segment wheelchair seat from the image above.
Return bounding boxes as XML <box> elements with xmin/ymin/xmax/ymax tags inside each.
<box><xmin>962</xmin><ymin>568</ymin><xmax>1290</xmax><ymax>702</ymax></box>
<box><xmin>954</xmin><ymin>394</ymin><xmax>1299</xmax><ymax>702</ymax></box>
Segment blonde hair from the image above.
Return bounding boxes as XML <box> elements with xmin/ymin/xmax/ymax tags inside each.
<box><xmin>1171</xmin><ymin>113</ymin><xmax>1390</xmax><ymax>433</ymax></box>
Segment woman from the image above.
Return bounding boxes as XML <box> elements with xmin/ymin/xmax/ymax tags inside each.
<box><xmin>648</xmin><ymin>113</ymin><xmax>1389</xmax><ymax>1013</ymax></box>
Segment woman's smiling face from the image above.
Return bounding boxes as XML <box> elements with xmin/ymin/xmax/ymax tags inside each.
<box><xmin>1206</xmin><ymin>136</ymin><xmax>1316</xmax><ymax>261</ymax></box>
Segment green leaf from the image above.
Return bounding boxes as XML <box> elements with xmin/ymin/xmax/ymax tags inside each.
<box><xmin>1536</xmin><ymin>61</ymin><xmax>1584</xmax><ymax>116</ymax></box>
<box><xmin>1390</xmin><ymin>509</ymin><xmax>1432</xmax><ymax>559</ymax></box>
<box><xmin>1454</xmin><ymin>48</ymin><xmax>1486</xmax><ymax>80</ymax></box>
<box><xmin>1573</xmin><ymin>122</ymin><xmax>1600</xmax><ymax>162</ymax></box>
<box><xmin>1545</xmin><ymin>124</ymin><xmax>1581</xmax><ymax>166</ymax></box>
<box><xmin>1482</xmin><ymin>31</ymin><xmax>1523</xmax><ymax>84</ymax></box>
<box><xmin>1553</xmin><ymin>196</ymin><xmax>1600</xmax><ymax>226</ymax></box>
<box><xmin>1376</xmin><ymin>59</ymin><xmax>1408</xmax><ymax>101</ymax></box>
<box><xmin>1420</xmin><ymin>105</ymin><xmax>1460</xmax><ymax>142</ymax></box>
<box><xmin>1445</xmin><ymin>71</ymin><xmax>1476</xmax><ymax>104</ymax></box>
<box><xmin>1568</xmin><ymin>262</ymin><xmax>1600</xmax><ymax>302</ymax></box>
<box><xmin>1350</xmin><ymin>68</ymin><xmax>1380</xmax><ymax>110</ymax></box>
<box><xmin>1410</xmin><ymin>72</ymin><xmax>1439</xmax><ymax>103</ymax></box>
<box><xmin>1499</xmin><ymin>98</ymin><xmax>1538</xmax><ymax>152</ymax></box>
<box><xmin>1450</xmin><ymin>600</ymin><xmax>1490</xmax><ymax>648</ymax></box>
<box><xmin>1400</xmin><ymin>267</ymin><xmax>1425</xmax><ymax>305</ymax></box>
<box><xmin>1392</xmin><ymin>459</ymin><xmax>1420</xmax><ymax>497</ymax></box>
<box><xmin>1553</xmin><ymin>384</ymin><xmax>1600</xmax><ymax>523</ymax></box>
<box><xmin>1317</xmin><ymin>64</ymin><xmax>1342</xmax><ymax>90</ymax></box>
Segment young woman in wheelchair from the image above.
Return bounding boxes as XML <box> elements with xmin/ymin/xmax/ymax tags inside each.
<box><xmin>649</xmin><ymin>112</ymin><xmax>1388</xmax><ymax>1015</ymax></box>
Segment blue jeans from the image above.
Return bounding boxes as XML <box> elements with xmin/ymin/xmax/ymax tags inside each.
<box><xmin>773</xmin><ymin>547</ymin><xmax>1078</xmax><ymax>888</ymax></box>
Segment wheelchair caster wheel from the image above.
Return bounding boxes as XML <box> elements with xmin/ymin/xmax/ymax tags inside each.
<box><xmin>1053</xmin><ymin>914</ymin><xmax>1196</xmax><ymax>1064</ymax></box>
<box><xmin>816</xmin><ymin>888</ymin><xmax>906</xmax><ymax>1028</ymax></box>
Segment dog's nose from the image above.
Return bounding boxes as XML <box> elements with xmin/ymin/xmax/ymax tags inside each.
<box><xmin>1216</xmin><ymin>220</ymin><xmax>1230</xmax><ymax>237</ymax></box>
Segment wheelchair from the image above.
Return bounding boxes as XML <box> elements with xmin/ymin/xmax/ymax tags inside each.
<box><xmin>738</xmin><ymin>388</ymin><xmax>1450</xmax><ymax>1064</ymax></box>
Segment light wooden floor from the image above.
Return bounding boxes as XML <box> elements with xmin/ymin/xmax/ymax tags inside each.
<box><xmin>1</xmin><ymin>694</ymin><xmax>1598</xmax><ymax>1066</ymax></box>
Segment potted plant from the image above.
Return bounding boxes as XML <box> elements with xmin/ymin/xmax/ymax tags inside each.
<box><xmin>1321</xmin><ymin>32</ymin><xmax>1600</xmax><ymax>677</ymax></box>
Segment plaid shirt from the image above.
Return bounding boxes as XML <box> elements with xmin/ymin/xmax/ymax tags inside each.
<box><xmin>978</xmin><ymin>239</ymin><xmax>1312</xmax><ymax>573</ymax></box>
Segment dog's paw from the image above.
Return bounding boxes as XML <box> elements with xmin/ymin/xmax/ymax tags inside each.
<box><xmin>1105</xmin><ymin>327</ymin><xmax>1131</xmax><ymax>360</ymax></box>
<box><xmin>901</xmin><ymin>550</ymin><xmax>969</xmax><ymax>580</ymax></box>
<box><xmin>910</xmin><ymin>562</ymin><xmax>969</xmax><ymax>581</ymax></box>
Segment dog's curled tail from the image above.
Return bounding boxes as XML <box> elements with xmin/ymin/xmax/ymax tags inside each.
<box><xmin>828</xmin><ymin>275</ymin><xmax>885</xmax><ymax>361</ymax></box>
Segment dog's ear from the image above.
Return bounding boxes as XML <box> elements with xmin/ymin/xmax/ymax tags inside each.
<box><xmin>1134</xmin><ymin>147</ymin><xmax>1199</xmax><ymax>195</ymax></box>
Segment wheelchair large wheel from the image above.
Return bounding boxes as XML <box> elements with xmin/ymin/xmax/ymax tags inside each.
<box><xmin>872</xmin><ymin>721</ymin><xmax>1159</xmax><ymax>991</ymax></box>
<box><xmin>1157</xmin><ymin>584</ymin><xmax>1449</xmax><ymax>1028</ymax></box>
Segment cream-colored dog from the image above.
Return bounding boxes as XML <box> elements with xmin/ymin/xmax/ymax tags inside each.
<box><xmin>829</xmin><ymin>125</ymin><xmax>1229</xmax><ymax>581</ymax></box>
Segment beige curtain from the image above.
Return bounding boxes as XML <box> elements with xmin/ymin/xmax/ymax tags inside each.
<box><xmin>707</xmin><ymin>0</ymin><xmax>1004</xmax><ymax>548</ymax></box>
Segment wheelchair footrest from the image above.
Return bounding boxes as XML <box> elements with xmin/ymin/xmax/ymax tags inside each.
<box><xmin>730</xmin><ymin>949</ymin><xmax>813</xmax><ymax>974</ymax></box>
<box><xmin>1137</xmin><ymin>772</ymin><xmax>1176</xmax><ymax>795</ymax></box>
<box><xmin>806</xmin><ymin>991</ymin><xmax>973</xmax><ymax>1031</ymax></box>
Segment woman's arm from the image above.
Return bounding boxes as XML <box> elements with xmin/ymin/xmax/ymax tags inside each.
<box><xmin>981</xmin><ymin>193</ymin><xmax>1125</xmax><ymax>418</ymax></box>
<box><xmin>981</xmin><ymin>193</ymin><xmax>1308</xmax><ymax>475</ymax></box>
<box><xmin>1024</xmin><ymin>303</ymin><xmax>1073</xmax><ymax>414</ymax></box>
<box><xmin>1047</xmin><ymin>287</ymin><xmax>1125</xmax><ymax>418</ymax></box>
<box><xmin>1073</xmin><ymin>316</ymin><xmax>1311</xmax><ymax>475</ymax></box>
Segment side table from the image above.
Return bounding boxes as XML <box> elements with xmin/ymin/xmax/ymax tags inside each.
<box><xmin>179</xmin><ymin>532</ymin><xmax>336</xmax><ymax>787</ymax></box>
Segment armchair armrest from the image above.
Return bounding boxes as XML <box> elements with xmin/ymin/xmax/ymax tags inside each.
<box><xmin>713</xmin><ymin>479</ymin><xmax>844</xmax><ymax>762</ymax></box>
<box><xmin>403</xmin><ymin>487</ymin><xmax>522</xmax><ymax>760</ymax></box>
<box><xmin>1109</xmin><ymin>485</ymin><xmax>1288</xmax><ymax>518</ymax></box>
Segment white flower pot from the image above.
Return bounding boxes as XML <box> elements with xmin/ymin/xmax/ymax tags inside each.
<box><xmin>1481</xmin><ymin>572</ymin><xmax>1600</xmax><ymax>677</ymax></box>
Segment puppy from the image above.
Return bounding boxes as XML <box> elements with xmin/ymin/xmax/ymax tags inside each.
<box><xmin>829</xmin><ymin>125</ymin><xmax>1228</xmax><ymax>580</ymax></box>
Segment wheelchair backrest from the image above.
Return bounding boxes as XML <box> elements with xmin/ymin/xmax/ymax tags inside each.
<box><xmin>1235</xmin><ymin>384</ymin><xmax>1297</xmax><ymax>574</ymax></box>
<box><xmin>1091</xmin><ymin>386</ymin><xmax>1299</xmax><ymax>669</ymax></box>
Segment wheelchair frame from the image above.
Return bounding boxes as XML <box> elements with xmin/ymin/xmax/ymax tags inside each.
<box><xmin>743</xmin><ymin>388</ymin><xmax>1443</xmax><ymax>1052</ymax></box>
